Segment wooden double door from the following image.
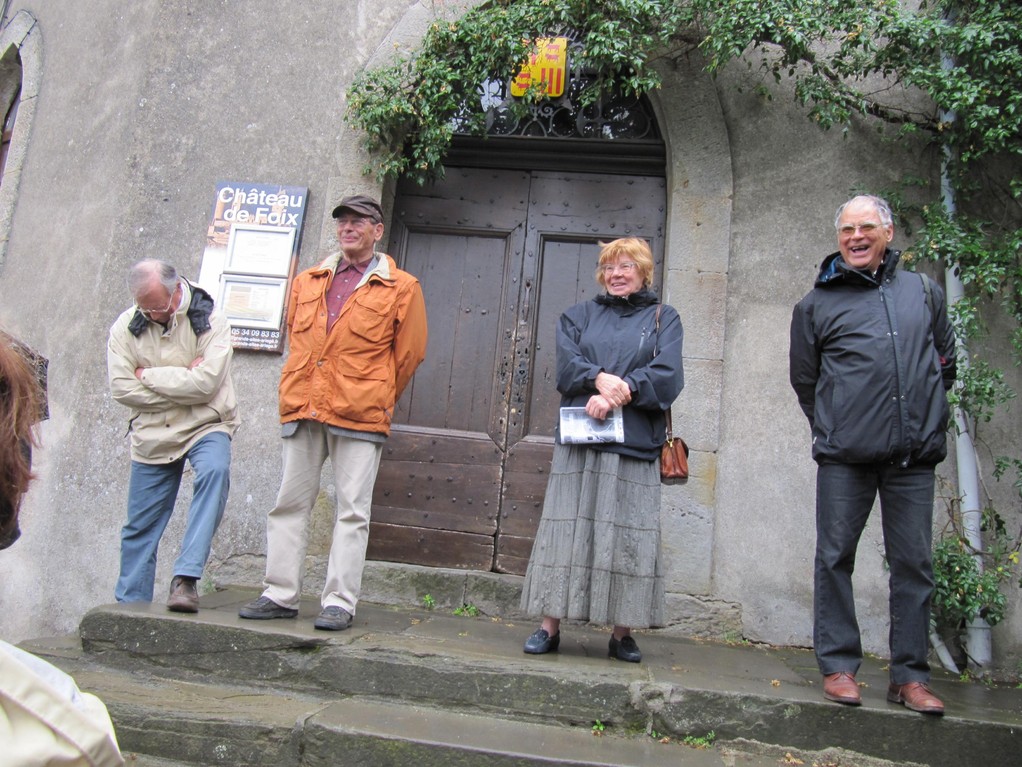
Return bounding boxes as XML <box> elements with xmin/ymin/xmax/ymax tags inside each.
<box><xmin>367</xmin><ymin>167</ymin><xmax>665</xmax><ymax>575</ymax></box>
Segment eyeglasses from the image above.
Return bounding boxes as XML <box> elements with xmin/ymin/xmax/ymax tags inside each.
<box><xmin>838</xmin><ymin>222</ymin><xmax>881</xmax><ymax>236</ymax></box>
<box><xmin>601</xmin><ymin>261</ymin><xmax>639</xmax><ymax>275</ymax></box>
<box><xmin>138</xmin><ymin>285</ymin><xmax>178</xmax><ymax>319</ymax></box>
<box><xmin>336</xmin><ymin>215</ymin><xmax>376</xmax><ymax>228</ymax></box>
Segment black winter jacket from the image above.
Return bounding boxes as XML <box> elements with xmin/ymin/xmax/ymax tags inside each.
<box><xmin>556</xmin><ymin>288</ymin><xmax>684</xmax><ymax>460</ymax></box>
<box><xmin>789</xmin><ymin>249</ymin><xmax>956</xmax><ymax>467</ymax></box>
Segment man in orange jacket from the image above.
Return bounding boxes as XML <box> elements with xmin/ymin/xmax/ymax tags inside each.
<box><xmin>240</xmin><ymin>195</ymin><xmax>427</xmax><ymax>630</ymax></box>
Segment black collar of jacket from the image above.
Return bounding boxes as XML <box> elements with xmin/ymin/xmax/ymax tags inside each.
<box><xmin>815</xmin><ymin>248</ymin><xmax>902</xmax><ymax>288</ymax></box>
<box><xmin>594</xmin><ymin>287</ymin><xmax>659</xmax><ymax>308</ymax></box>
<box><xmin>128</xmin><ymin>281</ymin><xmax>216</xmax><ymax>337</ymax></box>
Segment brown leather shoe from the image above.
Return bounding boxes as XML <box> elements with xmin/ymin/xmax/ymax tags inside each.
<box><xmin>887</xmin><ymin>682</ymin><xmax>944</xmax><ymax>715</ymax></box>
<box><xmin>822</xmin><ymin>671</ymin><xmax>862</xmax><ymax>705</ymax></box>
<box><xmin>167</xmin><ymin>575</ymin><xmax>199</xmax><ymax>613</ymax></box>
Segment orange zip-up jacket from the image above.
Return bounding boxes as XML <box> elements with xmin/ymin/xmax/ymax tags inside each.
<box><xmin>278</xmin><ymin>252</ymin><xmax>427</xmax><ymax>434</ymax></box>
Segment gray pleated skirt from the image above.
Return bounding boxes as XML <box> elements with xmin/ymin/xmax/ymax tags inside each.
<box><xmin>519</xmin><ymin>443</ymin><xmax>666</xmax><ymax>628</ymax></box>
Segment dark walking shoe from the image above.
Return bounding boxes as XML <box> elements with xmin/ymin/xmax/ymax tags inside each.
<box><xmin>167</xmin><ymin>576</ymin><xmax>199</xmax><ymax>613</ymax></box>
<box><xmin>823</xmin><ymin>671</ymin><xmax>862</xmax><ymax>706</ymax></box>
<box><xmin>887</xmin><ymin>682</ymin><xmax>944</xmax><ymax>715</ymax></box>
<box><xmin>314</xmin><ymin>605</ymin><xmax>353</xmax><ymax>631</ymax></box>
<box><xmin>523</xmin><ymin>628</ymin><xmax>560</xmax><ymax>654</ymax></box>
<box><xmin>608</xmin><ymin>635</ymin><xmax>642</xmax><ymax>663</ymax></box>
<box><xmin>238</xmin><ymin>595</ymin><xmax>298</xmax><ymax>620</ymax></box>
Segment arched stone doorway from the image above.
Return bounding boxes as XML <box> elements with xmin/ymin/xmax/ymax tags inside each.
<box><xmin>367</xmin><ymin>38</ymin><xmax>669</xmax><ymax>575</ymax></box>
<box><xmin>348</xmin><ymin>9</ymin><xmax>735</xmax><ymax>602</ymax></box>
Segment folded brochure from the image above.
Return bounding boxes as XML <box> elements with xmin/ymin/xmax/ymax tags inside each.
<box><xmin>559</xmin><ymin>406</ymin><xmax>624</xmax><ymax>444</ymax></box>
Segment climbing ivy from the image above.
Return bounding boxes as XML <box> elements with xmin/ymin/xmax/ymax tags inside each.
<box><xmin>346</xmin><ymin>1</ymin><xmax>692</xmax><ymax>181</ymax></box>
<box><xmin>346</xmin><ymin>2</ymin><xmax>1021</xmax><ymax>187</ymax></box>
<box><xmin>932</xmin><ymin>536</ymin><xmax>1007</xmax><ymax>628</ymax></box>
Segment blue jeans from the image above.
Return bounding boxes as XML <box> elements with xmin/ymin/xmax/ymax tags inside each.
<box><xmin>115</xmin><ymin>432</ymin><xmax>232</xmax><ymax>602</ymax></box>
<box><xmin>814</xmin><ymin>462</ymin><xmax>936</xmax><ymax>684</ymax></box>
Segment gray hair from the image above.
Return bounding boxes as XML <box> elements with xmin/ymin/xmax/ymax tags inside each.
<box><xmin>834</xmin><ymin>195</ymin><xmax>893</xmax><ymax>229</ymax></box>
<box><xmin>128</xmin><ymin>259</ymin><xmax>179</xmax><ymax>297</ymax></box>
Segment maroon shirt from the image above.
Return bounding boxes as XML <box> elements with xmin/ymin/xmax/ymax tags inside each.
<box><xmin>326</xmin><ymin>257</ymin><xmax>372</xmax><ymax>333</ymax></box>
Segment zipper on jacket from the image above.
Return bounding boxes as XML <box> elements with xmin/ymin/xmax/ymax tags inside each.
<box><xmin>879</xmin><ymin>281</ymin><xmax>911</xmax><ymax>466</ymax></box>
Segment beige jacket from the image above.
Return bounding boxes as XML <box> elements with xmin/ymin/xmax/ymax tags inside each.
<box><xmin>0</xmin><ymin>641</ymin><xmax>123</xmax><ymax>766</ymax></box>
<box><xmin>108</xmin><ymin>283</ymin><xmax>239</xmax><ymax>463</ymax></box>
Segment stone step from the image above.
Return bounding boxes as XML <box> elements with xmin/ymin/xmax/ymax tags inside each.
<box><xmin>22</xmin><ymin>638</ymin><xmax>781</xmax><ymax>767</ymax></box>
<box><xmin>30</xmin><ymin>588</ymin><xmax>1022</xmax><ymax>767</ymax></box>
<box><xmin>76</xmin><ymin>592</ymin><xmax>645</xmax><ymax>729</ymax></box>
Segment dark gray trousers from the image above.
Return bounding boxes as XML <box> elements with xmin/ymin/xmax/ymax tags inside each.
<box><xmin>814</xmin><ymin>462</ymin><xmax>936</xmax><ymax>684</ymax></box>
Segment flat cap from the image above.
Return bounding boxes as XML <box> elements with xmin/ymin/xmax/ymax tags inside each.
<box><xmin>331</xmin><ymin>195</ymin><xmax>383</xmax><ymax>222</ymax></box>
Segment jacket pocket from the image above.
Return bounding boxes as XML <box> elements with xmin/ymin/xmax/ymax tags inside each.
<box><xmin>291</xmin><ymin>293</ymin><xmax>320</xmax><ymax>333</ymax></box>
<box><xmin>278</xmin><ymin>350</ymin><xmax>311</xmax><ymax>416</ymax></box>
<box><xmin>347</xmin><ymin>293</ymin><xmax>392</xmax><ymax>344</ymax></box>
<box><xmin>128</xmin><ymin>409</ymin><xmax>171</xmax><ymax>460</ymax></box>
<box><xmin>281</xmin><ymin>349</ymin><xmax>311</xmax><ymax>374</ymax></box>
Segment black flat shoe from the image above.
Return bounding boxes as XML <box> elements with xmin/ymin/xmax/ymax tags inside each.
<box><xmin>609</xmin><ymin>635</ymin><xmax>641</xmax><ymax>663</ymax></box>
<box><xmin>523</xmin><ymin>628</ymin><xmax>560</xmax><ymax>654</ymax></box>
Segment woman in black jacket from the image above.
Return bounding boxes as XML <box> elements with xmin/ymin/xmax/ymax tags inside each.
<box><xmin>519</xmin><ymin>237</ymin><xmax>684</xmax><ymax>663</ymax></box>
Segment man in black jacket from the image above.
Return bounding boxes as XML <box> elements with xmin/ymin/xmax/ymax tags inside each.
<box><xmin>789</xmin><ymin>195</ymin><xmax>956</xmax><ymax>715</ymax></box>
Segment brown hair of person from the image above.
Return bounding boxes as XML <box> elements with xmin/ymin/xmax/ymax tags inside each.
<box><xmin>0</xmin><ymin>338</ymin><xmax>41</xmax><ymax>541</ymax></box>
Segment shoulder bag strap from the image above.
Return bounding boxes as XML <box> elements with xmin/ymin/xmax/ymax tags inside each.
<box><xmin>653</xmin><ymin>304</ymin><xmax>673</xmax><ymax>440</ymax></box>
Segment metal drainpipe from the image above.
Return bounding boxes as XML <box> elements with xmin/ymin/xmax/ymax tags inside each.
<box><xmin>940</xmin><ymin>43</ymin><xmax>992</xmax><ymax>670</ymax></box>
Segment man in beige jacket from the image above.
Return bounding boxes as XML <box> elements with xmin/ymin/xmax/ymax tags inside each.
<box><xmin>108</xmin><ymin>259</ymin><xmax>239</xmax><ymax>612</ymax></box>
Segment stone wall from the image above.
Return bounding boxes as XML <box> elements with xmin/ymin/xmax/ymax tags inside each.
<box><xmin>0</xmin><ymin>0</ymin><xmax>1018</xmax><ymax>673</ymax></box>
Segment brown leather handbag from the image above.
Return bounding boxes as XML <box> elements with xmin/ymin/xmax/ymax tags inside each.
<box><xmin>661</xmin><ymin>408</ymin><xmax>689</xmax><ymax>484</ymax></box>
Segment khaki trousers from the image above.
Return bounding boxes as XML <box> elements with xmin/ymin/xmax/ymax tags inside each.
<box><xmin>262</xmin><ymin>421</ymin><xmax>383</xmax><ymax>613</ymax></box>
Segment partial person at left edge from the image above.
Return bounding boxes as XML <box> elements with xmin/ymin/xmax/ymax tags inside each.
<box><xmin>0</xmin><ymin>329</ymin><xmax>47</xmax><ymax>551</ymax></box>
<box><xmin>107</xmin><ymin>259</ymin><xmax>239</xmax><ymax>613</ymax></box>
<box><xmin>2</xmin><ymin>333</ymin><xmax>125</xmax><ymax>766</ymax></box>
